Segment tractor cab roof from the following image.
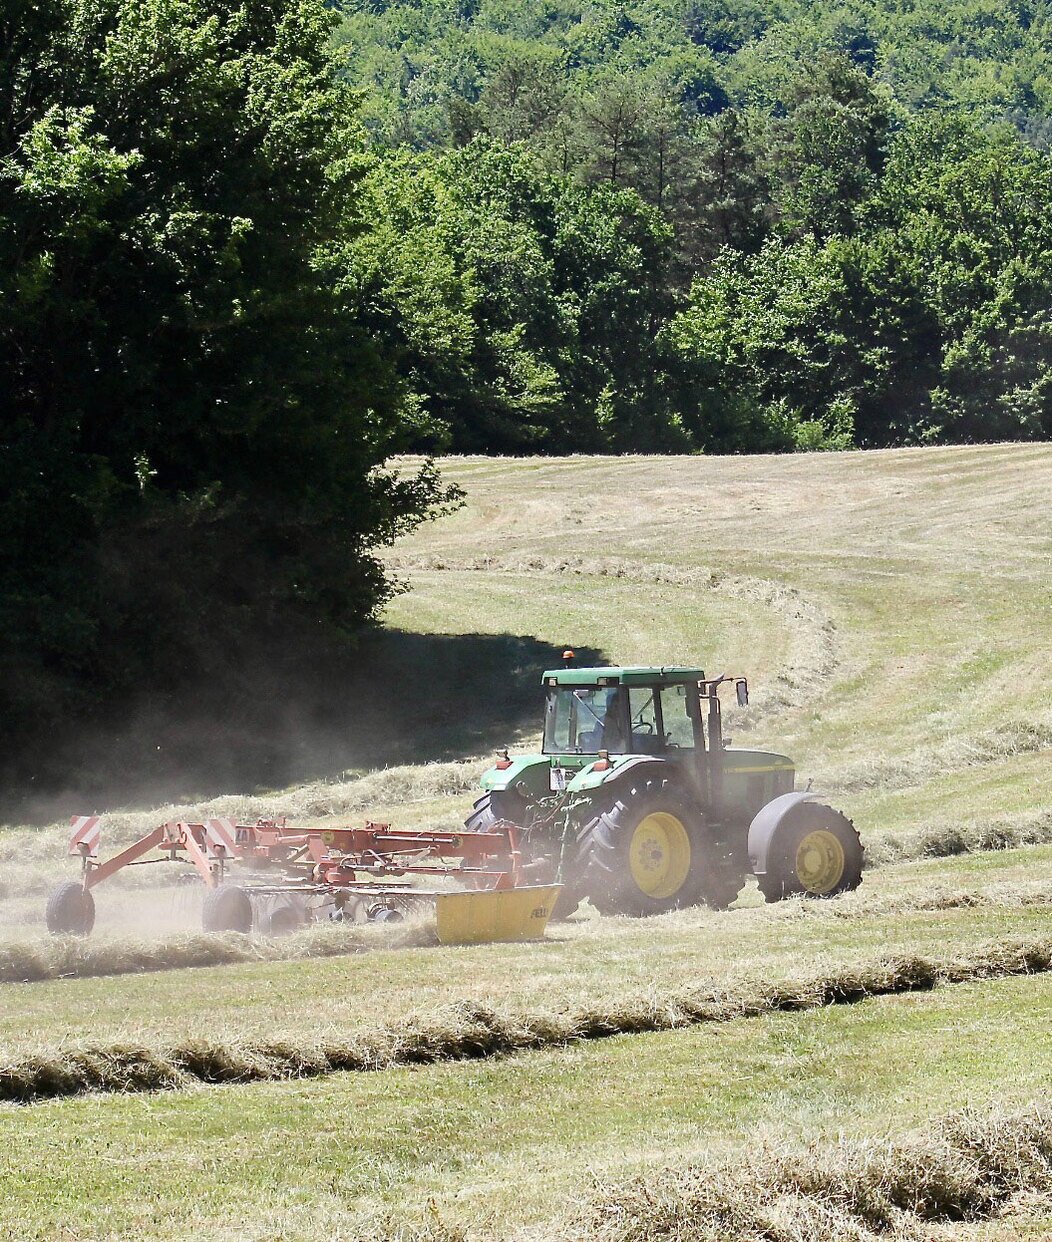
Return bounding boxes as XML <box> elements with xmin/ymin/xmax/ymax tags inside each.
<box><xmin>542</xmin><ymin>665</ymin><xmax>706</xmax><ymax>688</ymax></box>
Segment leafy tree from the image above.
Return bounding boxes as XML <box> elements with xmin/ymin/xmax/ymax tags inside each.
<box><xmin>675</xmin><ymin>109</ymin><xmax>770</xmax><ymax>271</ymax></box>
<box><xmin>353</xmin><ymin>138</ymin><xmax>684</xmax><ymax>452</ymax></box>
<box><xmin>0</xmin><ymin>0</ymin><xmax>453</xmax><ymax>782</ymax></box>
<box><xmin>764</xmin><ymin>52</ymin><xmax>894</xmax><ymax>240</ymax></box>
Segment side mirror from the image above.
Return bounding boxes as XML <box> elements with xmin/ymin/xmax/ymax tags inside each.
<box><xmin>735</xmin><ymin>679</ymin><xmax>749</xmax><ymax>707</ymax></box>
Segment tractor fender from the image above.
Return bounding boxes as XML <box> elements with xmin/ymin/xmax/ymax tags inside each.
<box><xmin>568</xmin><ymin>755</ymin><xmax>670</xmax><ymax>794</ymax></box>
<box><xmin>747</xmin><ymin>791</ymin><xmax>822</xmax><ymax>876</ymax></box>
<box><xmin>480</xmin><ymin>756</ymin><xmax>552</xmax><ymax>796</ymax></box>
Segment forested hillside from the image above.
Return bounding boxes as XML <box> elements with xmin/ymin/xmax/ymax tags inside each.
<box><xmin>3</xmin><ymin>0</ymin><xmax>1050</xmax><ymax>794</ymax></box>
<box><xmin>337</xmin><ymin>0</ymin><xmax>1052</xmax><ymax>452</ymax></box>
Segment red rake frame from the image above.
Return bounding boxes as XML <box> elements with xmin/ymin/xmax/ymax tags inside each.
<box><xmin>67</xmin><ymin>815</ymin><xmax>527</xmax><ymax>895</ymax></box>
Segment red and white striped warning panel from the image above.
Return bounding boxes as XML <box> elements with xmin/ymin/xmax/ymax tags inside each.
<box><xmin>204</xmin><ymin>818</ymin><xmax>240</xmax><ymax>858</ymax></box>
<box><xmin>68</xmin><ymin>815</ymin><xmax>101</xmax><ymax>857</ymax></box>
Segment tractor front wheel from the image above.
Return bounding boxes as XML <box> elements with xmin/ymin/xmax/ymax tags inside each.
<box><xmin>757</xmin><ymin>804</ymin><xmax>862</xmax><ymax>901</ymax></box>
<box><xmin>573</xmin><ymin>781</ymin><xmax>719</xmax><ymax>917</ymax></box>
<box><xmin>202</xmin><ymin>884</ymin><xmax>253</xmax><ymax>934</ymax></box>
<box><xmin>46</xmin><ymin>881</ymin><xmax>96</xmax><ymax>936</ymax></box>
<box><xmin>463</xmin><ymin>789</ymin><xmax>531</xmax><ymax>835</ymax></box>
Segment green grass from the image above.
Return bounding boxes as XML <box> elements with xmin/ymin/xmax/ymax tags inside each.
<box><xmin>2</xmin><ymin>971</ymin><xmax>1051</xmax><ymax>1240</ymax></box>
<box><xmin>3</xmin><ymin>846</ymin><xmax>1052</xmax><ymax>1053</ymax></box>
<box><xmin>3</xmin><ymin>445</ymin><xmax>1052</xmax><ymax>1238</ymax></box>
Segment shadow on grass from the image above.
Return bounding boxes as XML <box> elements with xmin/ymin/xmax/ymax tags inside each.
<box><xmin>10</xmin><ymin>631</ymin><xmax>605</xmax><ymax>824</ymax></box>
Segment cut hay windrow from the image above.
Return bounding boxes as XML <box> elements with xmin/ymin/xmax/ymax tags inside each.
<box><xmin>0</xmin><ymin>919</ymin><xmax>437</xmax><ymax>985</ymax></box>
<box><xmin>576</xmin><ymin>1102</ymin><xmax>1052</xmax><ymax>1242</ymax></box>
<box><xmin>771</xmin><ymin>878</ymin><xmax>1052</xmax><ymax>921</ymax></box>
<box><xmin>389</xmin><ymin>551</ymin><xmax>840</xmax><ymax>718</ymax></box>
<box><xmin>3</xmin><ymin>878</ymin><xmax>1052</xmax><ymax>987</ymax></box>
<box><xmin>865</xmin><ymin>807</ymin><xmax>1052</xmax><ymax>866</ymax></box>
<box><xmin>3</xmin><ymin>936</ymin><xmax>1052</xmax><ymax>1105</ymax></box>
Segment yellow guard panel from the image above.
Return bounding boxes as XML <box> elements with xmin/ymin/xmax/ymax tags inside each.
<box><xmin>435</xmin><ymin>884</ymin><xmax>562</xmax><ymax>944</ymax></box>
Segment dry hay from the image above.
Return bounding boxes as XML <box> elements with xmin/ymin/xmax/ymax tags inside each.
<box><xmin>828</xmin><ymin>723</ymin><xmax>1052</xmax><ymax>795</ymax></box>
<box><xmin>3</xmin><ymin>936</ymin><xmax>1052</xmax><ymax>1105</ymax></box>
<box><xmin>0</xmin><ymin>918</ymin><xmax>437</xmax><ymax>985</ymax></box>
<box><xmin>388</xmin><ymin>553</ymin><xmax>839</xmax><ymax>722</ymax></box>
<box><xmin>581</xmin><ymin>1107</ymin><xmax>1052</xmax><ymax>1242</ymax></box>
<box><xmin>866</xmin><ymin>808</ymin><xmax>1052</xmax><ymax>866</ymax></box>
<box><xmin>576</xmin><ymin>1103</ymin><xmax>1052</xmax><ymax>1242</ymax></box>
<box><xmin>769</xmin><ymin>877</ymin><xmax>1052</xmax><ymax>922</ymax></box>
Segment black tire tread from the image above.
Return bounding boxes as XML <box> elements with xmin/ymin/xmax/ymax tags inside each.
<box><xmin>574</xmin><ymin>778</ymin><xmax>718</xmax><ymax>917</ymax></box>
<box><xmin>202</xmin><ymin>884</ymin><xmax>253</xmax><ymax>934</ymax></box>
<box><xmin>45</xmin><ymin>880</ymin><xmax>96</xmax><ymax>936</ymax></box>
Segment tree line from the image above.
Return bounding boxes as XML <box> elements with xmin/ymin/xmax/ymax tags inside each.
<box><xmin>2</xmin><ymin>0</ymin><xmax>1049</xmax><ymax>787</ymax></box>
<box><xmin>339</xmin><ymin>0</ymin><xmax>1052</xmax><ymax>453</ymax></box>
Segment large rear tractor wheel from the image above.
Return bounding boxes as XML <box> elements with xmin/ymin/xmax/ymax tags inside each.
<box><xmin>573</xmin><ymin>780</ymin><xmax>722</xmax><ymax>917</ymax></box>
<box><xmin>202</xmin><ymin>884</ymin><xmax>253</xmax><ymax>934</ymax></box>
<box><xmin>757</xmin><ymin>804</ymin><xmax>863</xmax><ymax>902</ymax></box>
<box><xmin>46</xmin><ymin>881</ymin><xmax>96</xmax><ymax>936</ymax></box>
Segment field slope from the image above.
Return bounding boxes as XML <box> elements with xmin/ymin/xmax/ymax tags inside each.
<box><xmin>1</xmin><ymin>444</ymin><xmax>1051</xmax><ymax>1240</ymax></box>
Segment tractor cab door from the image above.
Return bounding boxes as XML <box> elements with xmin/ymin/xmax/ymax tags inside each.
<box><xmin>658</xmin><ymin>684</ymin><xmax>698</xmax><ymax>751</ymax></box>
<box><xmin>627</xmin><ymin>687</ymin><xmax>663</xmax><ymax>753</ymax></box>
<box><xmin>659</xmin><ymin>682</ymin><xmax>709</xmax><ymax>801</ymax></box>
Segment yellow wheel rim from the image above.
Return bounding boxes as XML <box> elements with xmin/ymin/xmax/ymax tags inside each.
<box><xmin>629</xmin><ymin>812</ymin><xmax>691</xmax><ymax>899</ymax></box>
<box><xmin>795</xmin><ymin>829</ymin><xmax>845</xmax><ymax>894</ymax></box>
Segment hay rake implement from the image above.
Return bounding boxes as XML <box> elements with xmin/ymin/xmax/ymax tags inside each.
<box><xmin>47</xmin><ymin>815</ymin><xmax>561</xmax><ymax>944</ymax></box>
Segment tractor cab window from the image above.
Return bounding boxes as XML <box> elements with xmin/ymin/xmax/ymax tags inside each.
<box><xmin>660</xmin><ymin>685</ymin><xmax>695</xmax><ymax>749</ymax></box>
<box><xmin>628</xmin><ymin>688</ymin><xmax>663</xmax><ymax>754</ymax></box>
<box><xmin>544</xmin><ymin>686</ymin><xmax>627</xmax><ymax>754</ymax></box>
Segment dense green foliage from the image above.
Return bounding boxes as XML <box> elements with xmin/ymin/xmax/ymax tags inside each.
<box><xmin>337</xmin><ymin>0</ymin><xmax>1052</xmax><ymax>452</ymax></box>
<box><xmin>4</xmin><ymin>0</ymin><xmax>1052</xmax><ymax>792</ymax></box>
<box><xmin>0</xmin><ymin>0</ymin><xmax>453</xmax><ymax>786</ymax></box>
<box><xmin>350</xmin><ymin>142</ymin><xmax>683</xmax><ymax>451</ymax></box>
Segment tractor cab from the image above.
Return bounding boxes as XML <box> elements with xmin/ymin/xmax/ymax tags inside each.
<box><xmin>542</xmin><ymin>666</ymin><xmax>707</xmax><ymax>758</ymax></box>
<box><xmin>526</xmin><ymin>663</ymin><xmax>791</xmax><ymax>819</ymax></box>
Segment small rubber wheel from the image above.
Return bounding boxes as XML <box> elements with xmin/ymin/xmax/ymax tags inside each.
<box><xmin>368</xmin><ymin>905</ymin><xmax>404</xmax><ymax>924</ymax></box>
<box><xmin>46</xmin><ymin>881</ymin><xmax>96</xmax><ymax>936</ymax></box>
<box><xmin>260</xmin><ymin>902</ymin><xmax>304</xmax><ymax>936</ymax></box>
<box><xmin>202</xmin><ymin>884</ymin><xmax>253</xmax><ymax>933</ymax></box>
<box><xmin>757</xmin><ymin>803</ymin><xmax>863</xmax><ymax>901</ymax></box>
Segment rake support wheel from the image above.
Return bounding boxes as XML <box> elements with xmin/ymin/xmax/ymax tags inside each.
<box><xmin>202</xmin><ymin>884</ymin><xmax>253</xmax><ymax>934</ymax></box>
<box><xmin>260</xmin><ymin>901</ymin><xmax>304</xmax><ymax>937</ymax></box>
<box><xmin>46</xmin><ymin>881</ymin><xmax>96</xmax><ymax>936</ymax></box>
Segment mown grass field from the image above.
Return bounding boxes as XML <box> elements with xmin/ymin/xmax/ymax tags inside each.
<box><xmin>1</xmin><ymin>444</ymin><xmax>1051</xmax><ymax>1240</ymax></box>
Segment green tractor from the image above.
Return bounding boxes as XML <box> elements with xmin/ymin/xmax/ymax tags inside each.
<box><xmin>465</xmin><ymin>658</ymin><xmax>862</xmax><ymax>917</ymax></box>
